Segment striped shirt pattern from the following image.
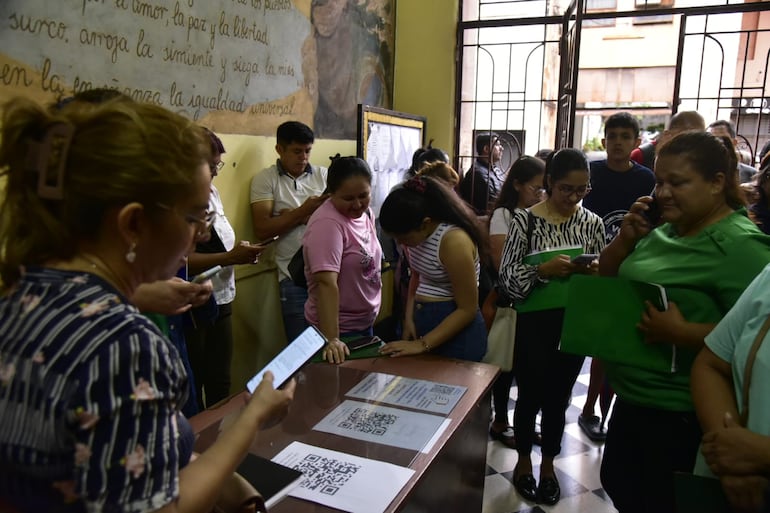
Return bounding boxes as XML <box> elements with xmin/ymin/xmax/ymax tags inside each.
<box><xmin>0</xmin><ymin>267</ymin><xmax>188</xmax><ymax>513</ymax></box>
<box><xmin>499</xmin><ymin>207</ymin><xmax>606</xmax><ymax>303</ymax></box>
<box><xmin>408</xmin><ymin>223</ymin><xmax>480</xmax><ymax>299</ymax></box>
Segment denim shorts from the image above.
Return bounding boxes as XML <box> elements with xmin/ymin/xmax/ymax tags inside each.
<box><xmin>414</xmin><ymin>300</ymin><xmax>487</xmax><ymax>362</ymax></box>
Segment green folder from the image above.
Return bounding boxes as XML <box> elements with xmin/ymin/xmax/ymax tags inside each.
<box><xmin>560</xmin><ymin>275</ymin><xmax>676</xmax><ymax>373</ymax></box>
<box><xmin>309</xmin><ymin>334</ymin><xmax>383</xmax><ymax>363</ymax></box>
<box><xmin>516</xmin><ymin>246</ymin><xmax>583</xmax><ymax>313</ymax></box>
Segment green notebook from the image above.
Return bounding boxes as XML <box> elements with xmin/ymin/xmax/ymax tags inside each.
<box><xmin>309</xmin><ymin>334</ymin><xmax>384</xmax><ymax>363</ymax></box>
<box><xmin>516</xmin><ymin>246</ymin><xmax>583</xmax><ymax>313</ymax></box>
<box><xmin>560</xmin><ymin>275</ymin><xmax>676</xmax><ymax>373</ymax></box>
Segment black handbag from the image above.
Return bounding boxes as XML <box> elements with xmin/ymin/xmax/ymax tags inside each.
<box><xmin>287</xmin><ymin>246</ymin><xmax>307</xmax><ymax>288</ymax></box>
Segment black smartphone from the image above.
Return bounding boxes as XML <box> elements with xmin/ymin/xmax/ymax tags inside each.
<box><xmin>643</xmin><ymin>196</ymin><xmax>662</xmax><ymax>226</ymax></box>
<box><xmin>346</xmin><ymin>335</ymin><xmax>383</xmax><ymax>351</ymax></box>
<box><xmin>570</xmin><ymin>253</ymin><xmax>598</xmax><ymax>266</ymax></box>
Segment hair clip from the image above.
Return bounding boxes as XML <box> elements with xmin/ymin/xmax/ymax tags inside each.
<box><xmin>404</xmin><ymin>177</ymin><xmax>427</xmax><ymax>193</ymax></box>
<box><xmin>25</xmin><ymin>122</ymin><xmax>74</xmax><ymax>200</ymax></box>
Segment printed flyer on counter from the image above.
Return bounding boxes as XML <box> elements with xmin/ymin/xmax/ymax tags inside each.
<box><xmin>344</xmin><ymin>372</ymin><xmax>466</xmax><ymax>415</ymax></box>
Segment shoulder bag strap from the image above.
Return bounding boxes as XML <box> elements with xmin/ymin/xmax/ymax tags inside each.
<box><xmin>740</xmin><ymin>313</ymin><xmax>770</xmax><ymax>426</ymax></box>
<box><xmin>525</xmin><ymin>209</ymin><xmax>535</xmax><ymax>255</ymax></box>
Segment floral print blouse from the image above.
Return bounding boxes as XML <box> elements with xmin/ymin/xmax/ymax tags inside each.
<box><xmin>0</xmin><ymin>267</ymin><xmax>191</xmax><ymax>513</ymax></box>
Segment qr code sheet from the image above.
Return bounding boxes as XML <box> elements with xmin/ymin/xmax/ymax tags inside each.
<box><xmin>336</xmin><ymin>407</ymin><xmax>397</xmax><ymax>436</ymax></box>
<box><xmin>295</xmin><ymin>453</ymin><xmax>361</xmax><ymax>495</ymax></box>
<box><xmin>429</xmin><ymin>384</ymin><xmax>454</xmax><ymax>395</ymax></box>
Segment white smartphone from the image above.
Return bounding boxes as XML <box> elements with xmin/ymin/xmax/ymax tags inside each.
<box><xmin>246</xmin><ymin>325</ymin><xmax>327</xmax><ymax>392</ymax></box>
<box><xmin>571</xmin><ymin>254</ymin><xmax>598</xmax><ymax>266</ymax></box>
<box><xmin>192</xmin><ymin>265</ymin><xmax>223</xmax><ymax>283</ymax></box>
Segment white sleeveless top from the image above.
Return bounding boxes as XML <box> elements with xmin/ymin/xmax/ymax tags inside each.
<box><xmin>408</xmin><ymin>223</ymin><xmax>480</xmax><ymax>299</ymax></box>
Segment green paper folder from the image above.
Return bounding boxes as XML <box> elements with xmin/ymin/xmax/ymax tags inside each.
<box><xmin>515</xmin><ymin>246</ymin><xmax>583</xmax><ymax>313</ymax></box>
<box><xmin>560</xmin><ymin>275</ymin><xmax>676</xmax><ymax>373</ymax></box>
<box><xmin>310</xmin><ymin>334</ymin><xmax>383</xmax><ymax>363</ymax></box>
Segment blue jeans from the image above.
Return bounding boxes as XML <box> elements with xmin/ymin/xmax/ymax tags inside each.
<box><xmin>413</xmin><ymin>301</ymin><xmax>487</xmax><ymax>361</ymax></box>
<box><xmin>280</xmin><ymin>278</ymin><xmax>309</xmax><ymax>342</ymax></box>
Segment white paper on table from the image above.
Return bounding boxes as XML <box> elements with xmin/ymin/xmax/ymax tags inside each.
<box><xmin>313</xmin><ymin>399</ymin><xmax>445</xmax><ymax>451</ymax></box>
<box><xmin>345</xmin><ymin>373</ymin><xmax>467</xmax><ymax>415</ymax></box>
<box><xmin>274</xmin><ymin>441</ymin><xmax>415</xmax><ymax>513</ymax></box>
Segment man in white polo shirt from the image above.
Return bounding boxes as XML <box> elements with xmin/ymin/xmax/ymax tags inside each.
<box><xmin>250</xmin><ymin>121</ymin><xmax>329</xmax><ymax>342</ymax></box>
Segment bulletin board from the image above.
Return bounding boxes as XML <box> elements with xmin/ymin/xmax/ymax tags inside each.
<box><xmin>357</xmin><ymin>104</ymin><xmax>426</xmax><ymax>217</ymax></box>
<box><xmin>0</xmin><ymin>0</ymin><xmax>394</xmax><ymax>138</ymax></box>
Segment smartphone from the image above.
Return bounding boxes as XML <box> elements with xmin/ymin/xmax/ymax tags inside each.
<box><xmin>256</xmin><ymin>235</ymin><xmax>279</xmax><ymax>246</ymax></box>
<box><xmin>346</xmin><ymin>335</ymin><xmax>383</xmax><ymax>351</ymax></box>
<box><xmin>246</xmin><ymin>325</ymin><xmax>327</xmax><ymax>392</ymax></box>
<box><xmin>571</xmin><ymin>254</ymin><xmax>598</xmax><ymax>266</ymax></box>
<box><xmin>643</xmin><ymin>196</ymin><xmax>662</xmax><ymax>226</ymax></box>
<box><xmin>192</xmin><ymin>265</ymin><xmax>223</xmax><ymax>283</ymax></box>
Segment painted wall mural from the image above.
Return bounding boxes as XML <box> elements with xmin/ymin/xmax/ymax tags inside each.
<box><xmin>0</xmin><ymin>0</ymin><xmax>394</xmax><ymax>138</ymax></box>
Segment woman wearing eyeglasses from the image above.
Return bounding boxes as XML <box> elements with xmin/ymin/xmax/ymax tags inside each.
<box><xmin>498</xmin><ymin>148</ymin><xmax>605</xmax><ymax>505</ymax></box>
<box><xmin>0</xmin><ymin>98</ymin><xmax>294</xmax><ymax>513</ymax></box>
<box><xmin>598</xmin><ymin>132</ymin><xmax>770</xmax><ymax>513</ymax></box>
<box><xmin>184</xmin><ymin>129</ymin><xmax>266</xmax><ymax>409</ymax></box>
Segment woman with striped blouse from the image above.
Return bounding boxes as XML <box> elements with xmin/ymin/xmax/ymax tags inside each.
<box><xmin>499</xmin><ymin>148</ymin><xmax>605</xmax><ymax>505</ymax></box>
<box><xmin>378</xmin><ymin>172</ymin><xmax>488</xmax><ymax>361</ymax></box>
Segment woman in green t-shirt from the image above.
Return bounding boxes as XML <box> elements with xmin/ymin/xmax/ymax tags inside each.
<box><xmin>598</xmin><ymin>131</ymin><xmax>770</xmax><ymax>513</ymax></box>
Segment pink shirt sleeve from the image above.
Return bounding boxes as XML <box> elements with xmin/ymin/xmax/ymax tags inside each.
<box><xmin>303</xmin><ymin>215</ymin><xmax>345</xmax><ymax>274</ymax></box>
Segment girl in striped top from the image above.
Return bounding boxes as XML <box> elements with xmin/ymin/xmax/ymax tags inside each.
<box><xmin>378</xmin><ymin>172</ymin><xmax>488</xmax><ymax>361</ymax></box>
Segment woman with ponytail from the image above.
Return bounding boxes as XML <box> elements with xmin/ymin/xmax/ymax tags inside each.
<box><xmin>378</xmin><ymin>173</ymin><xmax>488</xmax><ymax>361</ymax></box>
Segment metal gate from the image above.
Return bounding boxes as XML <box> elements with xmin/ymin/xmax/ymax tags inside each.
<box><xmin>457</xmin><ymin>0</ymin><xmax>770</xmax><ymax>169</ymax></box>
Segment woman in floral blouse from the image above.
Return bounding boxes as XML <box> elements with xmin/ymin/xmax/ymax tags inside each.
<box><xmin>0</xmin><ymin>96</ymin><xmax>293</xmax><ymax>513</ymax></box>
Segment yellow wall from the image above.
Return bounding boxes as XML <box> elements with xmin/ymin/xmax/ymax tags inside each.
<box><xmin>393</xmin><ymin>0</ymin><xmax>460</xmax><ymax>155</ymax></box>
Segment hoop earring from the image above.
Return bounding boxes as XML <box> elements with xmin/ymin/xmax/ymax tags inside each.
<box><xmin>125</xmin><ymin>242</ymin><xmax>137</xmax><ymax>264</ymax></box>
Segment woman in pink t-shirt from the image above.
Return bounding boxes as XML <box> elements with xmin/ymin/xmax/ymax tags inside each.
<box><xmin>303</xmin><ymin>157</ymin><xmax>383</xmax><ymax>363</ymax></box>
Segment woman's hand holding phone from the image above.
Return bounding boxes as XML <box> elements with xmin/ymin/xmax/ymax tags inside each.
<box><xmin>570</xmin><ymin>254</ymin><xmax>599</xmax><ymax>275</ymax></box>
<box><xmin>538</xmin><ymin>254</ymin><xmax>576</xmax><ymax>279</ymax></box>
<box><xmin>228</xmin><ymin>241</ymin><xmax>264</xmax><ymax>265</ymax></box>
<box><xmin>619</xmin><ymin>196</ymin><xmax>656</xmax><ymax>247</ymax></box>
<box><xmin>246</xmin><ymin>371</ymin><xmax>296</xmax><ymax>430</ymax></box>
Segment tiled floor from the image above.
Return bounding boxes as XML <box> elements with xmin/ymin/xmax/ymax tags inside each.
<box><xmin>482</xmin><ymin>360</ymin><xmax>619</xmax><ymax>513</ymax></box>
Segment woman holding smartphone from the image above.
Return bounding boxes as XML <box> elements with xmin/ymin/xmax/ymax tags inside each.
<box><xmin>0</xmin><ymin>96</ymin><xmax>294</xmax><ymax>513</ymax></box>
<box><xmin>499</xmin><ymin>149</ymin><xmax>605</xmax><ymax>505</ymax></box>
<box><xmin>185</xmin><ymin>129</ymin><xmax>267</xmax><ymax>408</ymax></box>
<box><xmin>598</xmin><ymin>131</ymin><xmax>770</xmax><ymax>513</ymax></box>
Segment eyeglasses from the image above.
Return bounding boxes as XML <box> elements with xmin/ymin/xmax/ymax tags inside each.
<box><xmin>210</xmin><ymin>161</ymin><xmax>225</xmax><ymax>172</ymax></box>
<box><xmin>555</xmin><ymin>184</ymin><xmax>592</xmax><ymax>197</ymax></box>
<box><xmin>156</xmin><ymin>202</ymin><xmax>215</xmax><ymax>233</ymax></box>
